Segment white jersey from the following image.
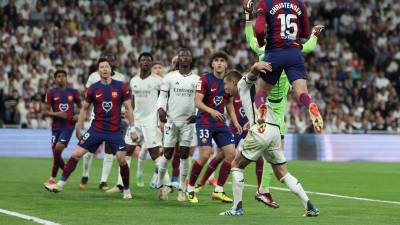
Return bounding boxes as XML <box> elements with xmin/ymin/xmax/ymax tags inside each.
<box><xmin>237</xmin><ymin>76</ymin><xmax>276</xmax><ymax>126</ymax></box>
<box><xmin>85</xmin><ymin>71</ymin><xmax>126</xmax><ymax>88</ymax></box>
<box><xmin>160</xmin><ymin>71</ymin><xmax>199</xmax><ymax>123</ymax></box>
<box><xmin>130</xmin><ymin>74</ymin><xmax>162</xmax><ymax>125</ymax></box>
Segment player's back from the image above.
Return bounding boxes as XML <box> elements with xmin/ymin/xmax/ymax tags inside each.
<box><xmin>46</xmin><ymin>87</ymin><xmax>80</xmax><ymax>131</ymax></box>
<box><xmin>163</xmin><ymin>71</ymin><xmax>199</xmax><ymax>123</ymax></box>
<box><xmin>196</xmin><ymin>72</ymin><xmax>230</xmax><ymax>128</ymax></box>
<box><xmin>87</xmin><ymin>80</ymin><xmax>129</xmax><ymax>132</ymax></box>
<box><xmin>258</xmin><ymin>0</ymin><xmax>310</xmax><ymax>50</ymax></box>
<box><xmin>130</xmin><ymin>74</ymin><xmax>161</xmax><ymax>125</ymax></box>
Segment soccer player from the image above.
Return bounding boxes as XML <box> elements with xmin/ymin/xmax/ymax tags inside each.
<box><xmin>156</xmin><ymin>48</ymin><xmax>198</xmax><ymax>201</ymax></box>
<box><xmin>186</xmin><ymin>51</ymin><xmax>239</xmax><ymax>203</ymax></box>
<box><xmin>220</xmin><ymin>62</ymin><xmax>319</xmax><ymax>216</ymax></box>
<box><xmin>243</xmin><ymin>0</ymin><xmax>324</xmax><ymax>207</ymax></box>
<box><xmin>252</xmin><ymin>0</ymin><xmax>323</xmax><ymax>134</ymax></box>
<box><xmin>44</xmin><ymin>57</ymin><xmax>137</xmax><ymax>200</ymax></box>
<box><xmin>152</xmin><ymin>61</ymin><xmax>165</xmax><ymax>78</ymax></box>
<box><xmin>43</xmin><ymin>70</ymin><xmax>81</xmax><ymax>186</ymax></box>
<box><xmin>80</xmin><ymin>53</ymin><xmax>126</xmax><ymax>191</ymax></box>
<box><xmin>108</xmin><ymin>52</ymin><xmax>167</xmax><ymax>192</ymax></box>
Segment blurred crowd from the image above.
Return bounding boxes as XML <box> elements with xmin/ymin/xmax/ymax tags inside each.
<box><xmin>0</xmin><ymin>0</ymin><xmax>399</xmax><ymax>134</ymax></box>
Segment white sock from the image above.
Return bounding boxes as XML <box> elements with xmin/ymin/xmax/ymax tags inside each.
<box><xmin>156</xmin><ymin>155</ymin><xmax>168</xmax><ymax>188</ymax></box>
<box><xmin>231</xmin><ymin>168</ymin><xmax>244</xmax><ymax>210</ymax></box>
<box><xmin>188</xmin><ymin>156</ymin><xmax>192</xmax><ymax>171</ymax></box>
<box><xmin>214</xmin><ymin>185</ymin><xmax>224</xmax><ymax>193</ymax></box>
<box><xmin>58</xmin><ymin>180</ymin><xmax>65</xmax><ymax>187</ymax></box>
<box><xmin>136</xmin><ymin>148</ymin><xmax>147</xmax><ymax>178</ymax></box>
<box><xmin>280</xmin><ymin>173</ymin><xmax>309</xmax><ymax>208</ymax></box>
<box><xmin>118</xmin><ymin>156</ymin><xmax>131</xmax><ymax>186</ymax></box>
<box><xmin>100</xmin><ymin>153</ymin><xmax>113</xmax><ymax>183</ymax></box>
<box><xmin>82</xmin><ymin>152</ymin><xmax>94</xmax><ymax>177</ymax></box>
<box><xmin>179</xmin><ymin>158</ymin><xmax>189</xmax><ymax>192</ymax></box>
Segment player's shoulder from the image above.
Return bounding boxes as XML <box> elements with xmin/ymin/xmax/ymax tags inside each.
<box><xmin>112</xmin><ymin>71</ymin><xmax>126</xmax><ymax>82</ymax></box>
<box><xmin>67</xmin><ymin>87</ymin><xmax>79</xmax><ymax>93</ymax></box>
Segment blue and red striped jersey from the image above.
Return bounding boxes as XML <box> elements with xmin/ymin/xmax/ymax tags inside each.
<box><xmin>255</xmin><ymin>0</ymin><xmax>311</xmax><ymax>50</ymax></box>
<box><xmin>46</xmin><ymin>87</ymin><xmax>80</xmax><ymax>131</ymax></box>
<box><xmin>195</xmin><ymin>72</ymin><xmax>230</xmax><ymax>128</ymax></box>
<box><xmin>229</xmin><ymin>94</ymin><xmax>248</xmax><ymax>133</ymax></box>
<box><xmin>86</xmin><ymin>80</ymin><xmax>130</xmax><ymax>133</ymax></box>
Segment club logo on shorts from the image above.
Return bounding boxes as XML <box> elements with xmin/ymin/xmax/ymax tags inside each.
<box><xmin>112</xmin><ymin>91</ymin><xmax>118</xmax><ymax>98</ymax></box>
<box><xmin>239</xmin><ymin>107</ymin><xmax>246</xmax><ymax>118</ymax></box>
<box><xmin>213</xmin><ymin>96</ymin><xmax>223</xmax><ymax>106</ymax></box>
<box><xmin>102</xmin><ymin>101</ymin><xmax>113</xmax><ymax>112</ymax></box>
<box><xmin>202</xmin><ymin>138</ymin><xmax>207</xmax><ymax>144</ymax></box>
<box><xmin>59</xmin><ymin>103</ymin><xmax>69</xmax><ymax>112</ymax></box>
<box><xmin>68</xmin><ymin>95</ymin><xmax>74</xmax><ymax>101</ymax></box>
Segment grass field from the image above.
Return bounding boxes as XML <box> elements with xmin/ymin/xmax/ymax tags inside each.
<box><xmin>0</xmin><ymin>158</ymin><xmax>399</xmax><ymax>225</ymax></box>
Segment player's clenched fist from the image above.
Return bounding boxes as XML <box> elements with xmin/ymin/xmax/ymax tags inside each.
<box><xmin>242</xmin><ymin>0</ymin><xmax>254</xmax><ymax>13</ymax></box>
<box><xmin>312</xmin><ymin>25</ymin><xmax>325</xmax><ymax>38</ymax></box>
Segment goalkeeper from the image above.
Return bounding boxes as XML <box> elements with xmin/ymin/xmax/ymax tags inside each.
<box><xmin>243</xmin><ymin>0</ymin><xmax>325</xmax><ymax>207</ymax></box>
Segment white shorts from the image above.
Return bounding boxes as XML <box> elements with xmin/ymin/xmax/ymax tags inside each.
<box><xmin>125</xmin><ymin>124</ymin><xmax>162</xmax><ymax>148</ymax></box>
<box><xmin>163</xmin><ymin>122</ymin><xmax>194</xmax><ymax>148</ymax></box>
<box><xmin>240</xmin><ymin>124</ymin><xmax>285</xmax><ymax>164</ymax></box>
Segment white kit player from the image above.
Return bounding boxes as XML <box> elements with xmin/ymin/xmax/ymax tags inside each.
<box><xmin>107</xmin><ymin>52</ymin><xmax>169</xmax><ymax>192</ymax></box>
<box><xmin>79</xmin><ymin>54</ymin><xmax>127</xmax><ymax>191</ymax></box>
<box><xmin>219</xmin><ymin>62</ymin><xmax>320</xmax><ymax>216</ymax></box>
<box><xmin>156</xmin><ymin>48</ymin><xmax>198</xmax><ymax>201</ymax></box>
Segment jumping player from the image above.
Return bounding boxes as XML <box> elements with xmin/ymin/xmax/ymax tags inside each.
<box><xmin>243</xmin><ymin>0</ymin><xmax>324</xmax><ymax>207</ymax></box>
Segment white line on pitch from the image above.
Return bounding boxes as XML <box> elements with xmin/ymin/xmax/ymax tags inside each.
<box><xmin>0</xmin><ymin>208</ymin><xmax>61</xmax><ymax>225</ymax></box>
<box><xmin>234</xmin><ymin>183</ymin><xmax>400</xmax><ymax>206</ymax></box>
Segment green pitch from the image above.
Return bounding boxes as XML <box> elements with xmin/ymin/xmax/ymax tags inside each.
<box><xmin>0</xmin><ymin>158</ymin><xmax>399</xmax><ymax>225</ymax></box>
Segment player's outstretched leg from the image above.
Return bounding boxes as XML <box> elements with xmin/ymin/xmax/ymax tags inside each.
<box><xmin>274</xmin><ymin>165</ymin><xmax>320</xmax><ymax>216</ymax></box>
<box><xmin>44</xmin><ymin>147</ymin><xmax>87</xmax><ymax>193</ymax></box>
<box><xmin>80</xmin><ymin>152</ymin><xmax>94</xmax><ymax>189</ymax></box>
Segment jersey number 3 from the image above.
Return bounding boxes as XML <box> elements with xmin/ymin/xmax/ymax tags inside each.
<box><xmin>277</xmin><ymin>14</ymin><xmax>298</xmax><ymax>39</ymax></box>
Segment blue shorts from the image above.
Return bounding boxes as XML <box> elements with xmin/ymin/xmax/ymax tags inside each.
<box><xmin>261</xmin><ymin>48</ymin><xmax>306</xmax><ymax>85</ymax></box>
<box><xmin>52</xmin><ymin>128</ymin><xmax>74</xmax><ymax>147</ymax></box>
<box><xmin>233</xmin><ymin>131</ymin><xmax>247</xmax><ymax>148</ymax></box>
<box><xmin>78</xmin><ymin>128</ymin><xmax>126</xmax><ymax>154</ymax></box>
<box><xmin>196</xmin><ymin>125</ymin><xmax>234</xmax><ymax>148</ymax></box>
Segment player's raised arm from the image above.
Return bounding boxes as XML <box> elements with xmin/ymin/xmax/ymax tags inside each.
<box><xmin>254</xmin><ymin>0</ymin><xmax>267</xmax><ymax>47</ymax></box>
<box><xmin>195</xmin><ymin>76</ymin><xmax>225</xmax><ymax>121</ymax></box>
<box><xmin>244</xmin><ymin>0</ymin><xmax>264</xmax><ymax>56</ymax></box>
<box><xmin>301</xmin><ymin>25</ymin><xmax>324</xmax><ymax>53</ymax></box>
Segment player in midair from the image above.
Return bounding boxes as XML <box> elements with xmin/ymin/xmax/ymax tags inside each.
<box><xmin>79</xmin><ymin>53</ymin><xmax>126</xmax><ymax>191</ymax></box>
<box><xmin>43</xmin><ymin>70</ymin><xmax>81</xmax><ymax>186</ymax></box>
<box><xmin>243</xmin><ymin>0</ymin><xmax>324</xmax><ymax>207</ymax></box>
<box><xmin>220</xmin><ymin>61</ymin><xmax>319</xmax><ymax>216</ymax></box>
<box><xmin>252</xmin><ymin>0</ymin><xmax>323</xmax><ymax>134</ymax></box>
<box><xmin>44</xmin><ymin>57</ymin><xmax>137</xmax><ymax>200</ymax></box>
<box><xmin>156</xmin><ymin>48</ymin><xmax>199</xmax><ymax>201</ymax></box>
